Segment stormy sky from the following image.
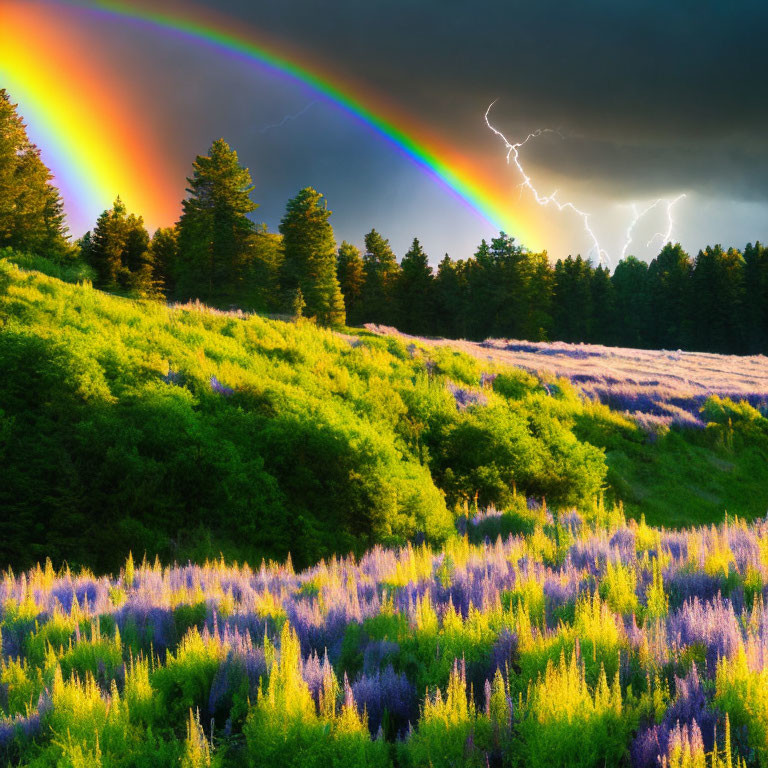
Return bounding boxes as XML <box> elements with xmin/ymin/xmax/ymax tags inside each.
<box><xmin>50</xmin><ymin>0</ymin><xmax>768</xmax><ymax>263</ymax></box>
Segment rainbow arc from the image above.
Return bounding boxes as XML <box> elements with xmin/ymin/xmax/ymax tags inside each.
<box><xmin>0</xmin><ymin>0</ymin><xmax>536</xmax><ymax>245</ymax></box>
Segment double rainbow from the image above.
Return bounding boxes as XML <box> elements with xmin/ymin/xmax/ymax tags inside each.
<box><xmin>1</xmin><ymin>0</ymin><xmax>535</xmax><ymax>244</ymax></box>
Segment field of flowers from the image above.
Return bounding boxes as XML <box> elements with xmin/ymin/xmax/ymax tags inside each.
<box><xmin>365</xmin><ymin>326</ymin><xmax>768</xmax><ymax>433</ymax></box>
<box><xmin>2</xmin><ymin>504</ymin><xmax>767</xmax><ymax>767</ymax></box>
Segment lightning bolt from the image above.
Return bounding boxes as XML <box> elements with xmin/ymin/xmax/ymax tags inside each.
<box><xmin>486</xmin><ymin>102</ymin><xmax>689</xmax><ymax>266</ymax></box>
<box><xmin>620</xmin><ymin>194</ymin><xmax>687</xmax><ymax>259</ymax></box>
<box><xmin>646</xmin><ymin>193</ymin><xmax>686</xmax><ymax>250</ymax></box>
<box><xmin>485</xmin><ymin>101</ymin><xmax>611</xmax><ymax>267</ymax></box>
<box><xmin>259</xmin><ymin>100</ymin><xmax>317</xmax><ymax>134</ymax></box>
<box><xmin>621</xmin><ymin>201</ymin><xmax>660</xmax><ymax>261</ymax></box>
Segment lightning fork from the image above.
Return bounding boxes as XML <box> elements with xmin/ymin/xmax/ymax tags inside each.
<box><xmin>485</xmin><ymin>101</ymin><xmax>611</xmax><ymax>267</ymax></box>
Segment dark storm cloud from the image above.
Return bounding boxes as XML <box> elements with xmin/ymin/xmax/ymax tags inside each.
<box><xmin>176</xmin><ymin>0</ymin><xmax>768</xmax><ymax>200</ymax></box>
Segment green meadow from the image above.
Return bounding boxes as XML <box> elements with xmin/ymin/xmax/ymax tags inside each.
<box><xmin>2</xmin><ymin>252</ymin><xmax>767</xmax><ymax>574</ymax></box>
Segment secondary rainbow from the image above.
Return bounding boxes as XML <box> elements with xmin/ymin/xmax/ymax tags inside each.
<box><xmin>2</xmin><ymin>0</ymin><xmax>536</xmax><ymax>246</ymax></box>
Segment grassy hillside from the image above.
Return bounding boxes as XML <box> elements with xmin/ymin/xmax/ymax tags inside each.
<box><xmin>368</xmin><ymin>327</ymin><xmax>768</xmax><ymax>528</ymax></box>
<box><xmin>0</xmin><ymin>255</ymin><xmax>607</xmax><ymax>571</ymax></box>
<box><xmin>1</xmin><ymin>254</ymin><xmax>767</xmax><ymax>573</ymax></box>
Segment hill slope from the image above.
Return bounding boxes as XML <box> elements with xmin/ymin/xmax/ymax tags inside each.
<box><xmin>367</xmin><ymin>324</ymin><xmax>768</xmax><ymax>527</ymax></box>
<box><xmin>0</xmin><ymin>257</ymin><xmax>606</xmax><ymax>571</ymax></box>
<box><xmin>1</xmin><ymin>256</ymin><xmax>767</xmax><ymax>572</ymax></box>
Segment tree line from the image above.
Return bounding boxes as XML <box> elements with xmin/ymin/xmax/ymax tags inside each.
<box><xmin>352</xmin><ymin>239</ymin><xmax>768</xmax><ymax>355</ymax></box>
<box><xmin>2</xmin><ymin>89</ymin><xmax>767</xmax><ymax>355</ymax></box>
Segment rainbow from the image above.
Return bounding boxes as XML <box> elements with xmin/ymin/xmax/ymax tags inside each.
<box><xmin>0</xmin><ymin>2</ymin><xmax>181</xmax><ymax>230</ymax></box>
<box><xmin>1</xmin><ymin>0</ymin><xmax>537</xmax><ymax>245</ymax></box>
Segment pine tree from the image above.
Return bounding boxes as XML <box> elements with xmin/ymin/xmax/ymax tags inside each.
<box><xmin>148</xmin><ymin>226</ymin><xmax>178</xmax><ymax>297</ymax></box>
<box><xmin>590</xmin><ymin>265</ymin><xmax>616</xmax><ymax>345</ymax></box>
<box><xmin>361</xmin><ymin>229</ymin><xmax>399</xmax><ymax>325</ymax></box>
<box><xmin>489</xmin><ymin>234</ymin><xmax>552</xmax><ymax>341</ymax></box>
<box><xmin>78</xmin><ymin>231</ymin><xmax>94</xmax><ymax>265</ymax></box>
<box><xmin>0</xmin><ymin>89</ymin><xmax>68</xmax><ymax>256</ymax></box>
<box><xmin>395</xmin><ymin>237</ymin><xmax>434</xmax><ymax>334</ymax></box>
<box><xmin>279</xmin><ymin>187</ymin><xmax>345</xmax><ymax>326</ymax></box>
<box><xmin>336</xmin><ymin>241</ymin><xmax>365</xmax><ymax>325</ymax></box>
<box><xmin>176</xmin><ymin>139</ymin><xmax>257</xmax><ymax>301</ymax></box>
<box><xmin>434</xmin><ymin>254</ymin><xmax>467</xmax><ymax>338</ymax></box>
<box><xmin>611</xmin><ymin>256</ymin><xmax>650</xmax><ymax>348</ymax></box>
<box><xmin>552</xmin><ymin>255</ymin><xmax>594</xmax><ymax>342</ymax></box>
<box><xmin>743</xmin><ymin>242</ymin><xmax>768</xmax><ymax>353</ymax></box>
<box><xmin>646</xmin><ymin>243</ymin><xmax>692</xmax><ymax>350</ymax></box>
<box><xmin>690</xmin><ymin>245</ymin><xmax>746</xmax><ymax>353</ymax></box>
<box><xmin>465</xmin><ymin>238</ymin><xmax>497</xmax><ymax>339</ymax></box>
<box><xmin>246</xmin><ymin>225</ymin><xmax>284</xmax><ymax>312</ymax></box>
<box><xmin>525</xmin><ymin>250</ymin><xmax>554</xmax><ymax>341</ymax></box>
<box><xmin>86</xmin><ymin>197</ymin><xmax>155</xmax><ymax>296</ymax></box>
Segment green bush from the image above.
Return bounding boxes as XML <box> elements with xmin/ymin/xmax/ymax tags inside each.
<box><xmin>0</xmin><ymin>259</ymin><xmax>613</xmax><ymax>571</ymax></box>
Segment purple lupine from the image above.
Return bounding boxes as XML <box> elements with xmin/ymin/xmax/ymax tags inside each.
<box><xmin>302</xmin><ymin>649</ymin><xmax>334</xmax><ymax>706</ymax></box>
<box><xmin>446</xmin><ymin>381</ymin><xmax>488</xmax><ymax>410</ymax></box>
<box><xmin>162</xmin><ymin>368</ymin><xmax>184</xmax><ymax>386</ymax></box>
<box><xmin>664</xmin><ymin>666</ymin><xmax>719</xmax><ymax>752</ymax></box>
<box><xmin>210</xmin><ymin>375</ymin><xmax>234</xmax><ymax>397</ymax></box>
<box><xmin>667</xmin><ymin>596</ymin><xmax>743</xmax><ymax>671</ymax></box>
<box><xmin>352</xmin><ymin>665</ymin><xmax>417</xmax><ymax>736</ymax></box>
<box><xmin>631</xmin><ymin>723</ymin><xmax>671</xmax><ymax>768</ymax></box>
<box><xmin>488</xmin><ymin>629</ymin><xmax>517</xmax><ymax>678</ymax></box>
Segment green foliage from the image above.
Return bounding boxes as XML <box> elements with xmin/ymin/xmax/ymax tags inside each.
<box><xmin>599</xmin><ymin>560</ymin><xmax>639</xmax><ymax>615</ymax></box>
<box><xmin>336</xmin><ymin>241</ymin><xmax>365</xmax><ymax>325</ymax></box>
<box><xmin>0</xmin><ymin>259</ymin><xmax>624</xmax><ymax>571</ymax></box>
<box><xmin>361</xmin><ymin>229</ymin><xmax>399</xmax><ymax>325</ymax></box>
<box><xmin>0</xmin><ymin>90</ymin><xmax>68</xmax><ymax>259</ymax></box>
<box><xmin>429</xmin><ymin>401</ymin><xmax>606</xmax><ymax>509</ymax></box>
<box><xmin>152</xmin><ymin>628</ymin><xmax>225</xmax><ymax>724</ymax></box>
<box><xmin>515</xmin><ymin>649</ymin><xmax>630</xmax><ymax>768</ymax></box>
<box><xmin>175</xmin><ymin>139</ymin><xmax>257</xmax><ymax>302</ymax></box>
<box><xmin>2</xmin><ymin>248</ymin><xmax>95</xmax><ymax>284</ymax></box>
<box><xmin>279</xmin><ymin>187</ymin><xmax>345</xmax><ymax>326</ymax></box>
<box><xmin>645</xmin><ymin>557</ymin><xmax>669</xmax><ymax>619</ymax></box>
<box><xmin>605</xmin><ymin>418</ymin><xmax>768</xmax><ymax>528</ymax></box>
<box><xmin>402</xmin><ymin>661</ymin><xmax>487</xmax><ymax>768</ymax></box>
<box><xmin>243</xmin><ymin>623</ymin><xmax>390</xmax><ymax>767</ymax></box>
<box><xmin>715</xmin><ymin>650</ymin><xmax>768</xmax><ymax>766</ymax></box>
<box><xmin>84</xmin><ymin>197</ymin><xmax>158</xmax><ymax>297</ymax></box>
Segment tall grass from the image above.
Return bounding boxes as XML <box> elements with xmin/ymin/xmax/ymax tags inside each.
<box><xmin>0</xmin><ymin>510</ymin><xmax>766</xmax><ymax>766</ymax></box>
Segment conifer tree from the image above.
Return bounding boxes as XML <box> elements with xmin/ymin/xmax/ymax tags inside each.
<box><xmin>481</xmin><ymin>234</ymin><xmax>551</xmax><ymax>341</ymax></box>
<box><xmin>465</xmin><ymin>239</ymin><xmax>496</xmax><ymax>339</ymax></box>
<box><xmin>337</xmin><ymin>241</ymin><xmax>365</xmax><ymax>325</ymax></box>
<box><xmin>279</xmin><ymin>187</ymin><xmax>345</xmax><ymax>326</ymax></box>
<box><xmin>148</xmin><ymin>226</ymin><xmax>178</xmax><ymax>297</ymax></box>
<box><xmin>176</xmin><ymin>138</ymin><xmax>257</xmax><ymax>301</ymax></box>
<box><xmin>646</xmin><ymin>243</ymin><xmax>692</xmax><ymax>350</ymax></box>
<box><xmin>590</xmin><ymin>265</ymin><xmax>616</xmax><ymax>345</ymax></box>
<box><xmin>0</xmin><ymin>89</ymin><xmax>68</xmax><ymax>256</ymax></box>
<box><xmin>690</xmin><ymin>245</ymin><xmax>746</xmax><ymax>353</ymax></box>
<box><xmin>434</xmin><ymin>254</ymin><xmax>467</xmax><ymax>338</ymax></box>
<box><xmin>361</xmin><ymin>229</ymin><xmax>399</xmax><ymax>325</ymax></box>
<box><xmin>610</xmin><ymin>256</ymin><xmax>649</xmax><ymax>348</ymax></box>
<box><xmin>247</xmin><ymin>225</ymin><xmax>284</xmax><ymax>312</ymax></box>
<box><xmin>743</xmin><ymin>242</ymin><xmax>768</xmax><ymax>353</ymax></box>
<box><xmin>395</xmin><ymin>237</ymin><xmax>434</xmax><ymax>334</ymax></box>
<box><xmin>86</xmin><ymin>197</ymin><xmax>155</xmax><ymax>296</ymax></box>
<box><xmin>552</xmin><ymin>255</ymin><xmax>594</xmax><ymax>342</ymax></box>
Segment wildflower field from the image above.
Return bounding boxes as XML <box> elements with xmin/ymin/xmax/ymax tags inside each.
<box><xmin>2</xmin><ymin>508</ymin><xmax>768</xmax><ymax>766</ymax></box>
<box><xmin>3</xmin><ymin>257</ymin><xmax>768</xmax><ymax>766</ymax></box>
<box><xmin>365</xmin><ymin>325</ymin><xmax>768</xmax><ymax>434</ymax></box>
